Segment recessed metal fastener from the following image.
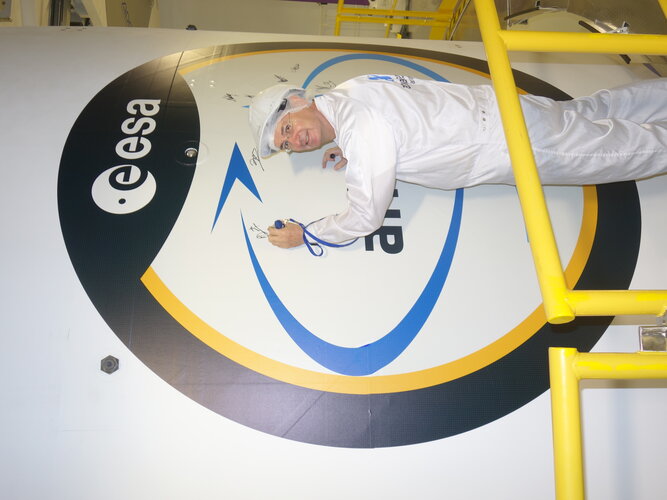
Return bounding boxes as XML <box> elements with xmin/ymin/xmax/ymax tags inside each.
<box><xmin>101</xmin><ymin>355</ymin><xmax>119</xmax><ymax>374</ymax></box>
<box><xmin>185</xmin><ymin>147</ymin><xmax>198</xmax><ymax>158</ymax></box>
<box><xmin>639</xmin><ymin>326</ymin><xmax>667</xmax><ymax>352</ymax></box>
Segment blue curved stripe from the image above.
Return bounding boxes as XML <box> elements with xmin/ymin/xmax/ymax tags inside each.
<box><xmin>242</xmin><ymin>189</ymin><xmax>463</xmax><ymax>376</ymax></box>
<box><xmin>237</xmin><ymin>53</ymin><xmax>460</xmax><ymax>375</ymax></box>
<box><xmin>302</xmin><ymin>53</ymin><xmax>449</xmax><ymax>87</ymax></box>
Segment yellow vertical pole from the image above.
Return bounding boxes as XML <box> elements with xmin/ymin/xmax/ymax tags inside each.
<box><xmin>334</xmin><ymin>0</ymin><xmax>344</xmax><ymax>35</ymax></box>
<box><xmin>473</xmin><ymin>0</ymin><xmax>574</xmax><ymax>323</ymax></box>
<box><xmin>549</xmin><ymin>347</ymin><xmax>585</xmax><ymax>500</ymax></box>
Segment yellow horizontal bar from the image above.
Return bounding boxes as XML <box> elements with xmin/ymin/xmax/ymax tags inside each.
<box><xmin>500</xmin><ymin>30</ymin><xmax>667</xmax><ymax>55</ymax></box>
<box><xmin>573</xmin><ymin>351</ymin><xmax>667</xmax><ymax>380</ymax></box>
<box><xmin>337</xmin><ymin>16</ymin><xmax>447</xmax><ymax>27</ymax></box>
<box><xmin>567</xmin><ymin>290</ymin><xmax>667</xmax><ymax>317</ymax></box>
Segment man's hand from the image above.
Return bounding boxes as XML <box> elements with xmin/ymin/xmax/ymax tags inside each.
<box><xmin>267</xmin><ymin>222</ymin><xmax>305</xmax><ymax>249</ymax></box>
<box><xmin>322</xmin><ymin>146</ymin><xmax>348</xmax><ymax>171</ymax></box>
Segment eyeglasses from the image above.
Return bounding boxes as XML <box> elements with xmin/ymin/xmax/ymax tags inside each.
<box><xmin>277</xmin><ymin>113</ymin><xmax>293</xmax><ymax>153</ymax></box>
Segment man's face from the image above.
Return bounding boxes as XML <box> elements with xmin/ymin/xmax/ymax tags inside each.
<box><xmin>273</xmin><ymin>104</ymin><xmax>325</xmax><ymax>153</ymax></box>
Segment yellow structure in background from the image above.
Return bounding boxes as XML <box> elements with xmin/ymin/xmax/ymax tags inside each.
<box><xmin>334</xmin><ymin>0</ymin><xmax>456</xmax><ymax>39</ymax></box>
<box><xmin>474</xmin><ymin>0</ymin><xmax>667</xmax><ymax>324</ymax></box>
<box><xmin>549</xmin><ymin>347</ymin><xmax>667</xmax><ymax>500</ymax></box>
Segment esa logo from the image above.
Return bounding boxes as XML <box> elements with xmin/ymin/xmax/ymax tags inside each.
<box><xmin>91</xmin><ymin>99</ymin><xmax>160</xmax><ymax>214</ymax></box>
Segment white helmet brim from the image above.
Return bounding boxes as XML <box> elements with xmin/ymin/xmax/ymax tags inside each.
<box><xmin>249</xmin><ymin>84</ymin><xmax>306</xmax><ymax>157</ymax></box>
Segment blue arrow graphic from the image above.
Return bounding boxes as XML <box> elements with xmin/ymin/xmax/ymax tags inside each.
<box><xmin>212</xmin><ymin>142</ymin><xmax>262</xmax><ymax>231</ymax></box>
<box><xmin>241</xmin><ymin>188</ymin><xmax>463</xmax><ymax>376</ymax></box>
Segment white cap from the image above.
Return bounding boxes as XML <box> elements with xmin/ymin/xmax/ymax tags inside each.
<box><xmin>249</xmin><ymin>84</ymin><xmax>306</xmax><ymax>157</ymax></box>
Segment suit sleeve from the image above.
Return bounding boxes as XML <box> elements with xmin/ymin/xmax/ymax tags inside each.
<box><xmin>306</xmin><ymin>103</ymin><xmax>398</xmax><ymax>244</ymax></box>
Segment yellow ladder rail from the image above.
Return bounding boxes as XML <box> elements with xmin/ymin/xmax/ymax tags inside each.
<box><xmin>473</xmin><ymin>0</ymin><xmax>667</xmax><ymax>323</ymax></box>
<box><xmin>549</xmin><ymin>347</ymin><xmax>667</xmax><ymax>500</ymax></box>
<box><xmin>443</xmin><ymin>0</ymin><xmax>471</xmax><ymax>40</ymax></box>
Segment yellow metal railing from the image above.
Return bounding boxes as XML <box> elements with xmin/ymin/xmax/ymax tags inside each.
<box><xmin>549</xmin><ymin>347</ymin><xmax>667</xmax><ymax>500</ymax></box>
<box><xmin>443</xmin><ymin>0</ymin><xmax>472</xmax><ymax>40</ymax></box>
<box><xmin>334</xmin><ymin>0</ymin><xmax>454</xmax><ymax>39</ymax></box>
<box><xmin>474</xmin><ymin>0</ymin><xmax>667</xmax><ymax>324</ymax></box>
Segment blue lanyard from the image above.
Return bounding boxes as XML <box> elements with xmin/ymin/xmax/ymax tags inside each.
<box><xmin>275</xmin><ymin>219</ymin><xmax>358</xmax><ymax>256</ymax></box>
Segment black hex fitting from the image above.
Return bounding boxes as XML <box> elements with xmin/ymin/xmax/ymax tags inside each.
<box><xmin>101</xmin><ymin>355</ymin><xmax>119</xmax><ymax>374</ymax></box>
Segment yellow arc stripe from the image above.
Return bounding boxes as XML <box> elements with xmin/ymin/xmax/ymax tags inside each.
<box><xmin>140</xmin><ymin>186</ymin><xmax>597</xmax><ymax>395</ymax></box>
<box><xmin>177</xmin><ymin>47</ymin><xmax>495</xmax><ymax>81</ymax></box>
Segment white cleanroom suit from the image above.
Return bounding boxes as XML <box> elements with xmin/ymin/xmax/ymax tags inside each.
<box><xmin>306</xmin><ymin>75</ymin><xmax>667</xmax><ymax>244</ymax></box>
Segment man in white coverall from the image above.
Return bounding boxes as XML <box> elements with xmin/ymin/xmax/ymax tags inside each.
<box><xmin>248</xmin><ymin>75</ymin><xmax>667</xmax><ymax>249</ymax></box>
